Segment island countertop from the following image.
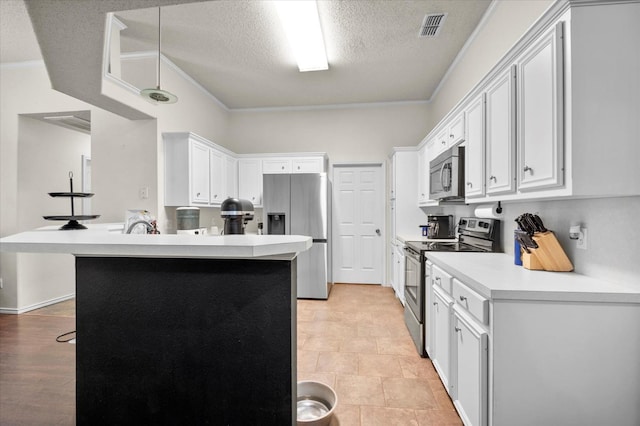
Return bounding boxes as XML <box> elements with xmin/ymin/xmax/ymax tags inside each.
<box><xmin>0</xmin><ymin>225</ymin><xmax>312</xmax><ymax>259</ymax></box>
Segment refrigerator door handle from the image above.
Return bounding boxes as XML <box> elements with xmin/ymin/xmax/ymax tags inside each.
<box><xmin>312</xmin><ymin>238</ymin><xmax>327</xmax><ymax>243</ymax></box>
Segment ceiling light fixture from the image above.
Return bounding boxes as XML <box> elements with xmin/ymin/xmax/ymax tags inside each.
<box><xmin>275</xmin><ymin>0</ymin><xmax>328</xmax><ymax>72</ymax></box>
<box><xmin>140</xmin><ymin>7</ymin><xmax>178</xmax><ymax>104</ymax></box>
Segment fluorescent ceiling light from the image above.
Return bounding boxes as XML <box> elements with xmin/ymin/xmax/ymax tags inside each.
<box><xmin>275</xmin><ymin>0</ymin><xmax>329</xmax><ymax>72</ymax></box>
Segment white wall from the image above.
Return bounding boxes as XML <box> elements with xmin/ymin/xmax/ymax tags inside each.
<box><xmin>13</xmin><ymin>117</ymin><xmax>90</xmax><ymax>311</ymax></box>
<box><xmin>0</xmin><ymin>63</ymin><xmax>91</xmax><ymax>311</ymax></box>
<box><xmin>227</xmin><ymin>102</ymin><xmax>430</xmax><ymax>163</ymax></box>
<box><xmin>426</xmin><ymin>0</ymin><xmax>554</xmax><ymax>129</ymax></box>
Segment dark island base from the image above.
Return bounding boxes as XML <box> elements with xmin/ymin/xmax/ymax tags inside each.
<box><xmin>75</xmin><ymin>256</ymin><xmax>297</xmax><ymax>425</ymax></box>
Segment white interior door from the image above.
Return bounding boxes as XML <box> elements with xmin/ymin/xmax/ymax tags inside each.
<box><xmin>332</xmin><ymin>164</ymin><xmax>384</xmax><ymax>284</ymax></box>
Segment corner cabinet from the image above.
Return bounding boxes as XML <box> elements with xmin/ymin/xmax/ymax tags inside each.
<box><xmin>516</xmin><ymin>22</ymin><xmax>564</xmax><ymax>191</ymax></box>
<box><xmin>164</xmin><ymin>132</ymin><xmax>236</xmax><ymax>207</ymax></box>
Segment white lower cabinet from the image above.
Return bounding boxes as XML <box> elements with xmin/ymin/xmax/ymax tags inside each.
<box><xmin>452</xmin><ymin>304</ymin><xmax>488</xmax><ymax>426</ymax></box>
<box><xmin>392</xmin><ymin>242</ymin><xmax>405</xmax><ymax>305</ymax></box>
<box><xmin>424</xmin><ymin>260</ymin><xmax>433</xmax><ymax>356</ymax></box>
<box><xmin>431</xmin><ymin>284</ymin><xmax>454</xmax><ymax>395</ymax></box>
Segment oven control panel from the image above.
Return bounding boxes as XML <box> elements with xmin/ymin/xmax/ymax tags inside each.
<box><xmin>459</xmin><ymin>217</ymin><xmax>494</xmax><ymax>235</ymax></box>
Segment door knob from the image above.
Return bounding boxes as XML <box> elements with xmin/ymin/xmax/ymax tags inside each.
<box><xmin>375</xmin><ymin>229</ymin><xmax>381</xmax><ymax>236</ymax></box>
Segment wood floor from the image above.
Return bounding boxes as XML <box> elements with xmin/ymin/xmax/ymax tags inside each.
<box><xmin>0</xmin><ymin>284</ymin><xmax>461</xmax><ymax>425</ymax></box>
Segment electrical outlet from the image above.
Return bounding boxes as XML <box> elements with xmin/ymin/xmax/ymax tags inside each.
<box><xmin>576</xmin><ymin>227</ymin><xmax>588</xmax><ymax>250</ymax></box>
<box><xmin>139</xmin><ymin>186</ymin><xmax>149</xmax><ymax>200</ymax></box>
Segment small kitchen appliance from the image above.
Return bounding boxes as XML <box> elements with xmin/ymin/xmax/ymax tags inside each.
<box><xmin>404</xmin><ymin>217</ymin><xmax>500</xmax><ymax>357</ymax></box>
<box><xmin>220</xmin><ymin>198</ymin><xmax>254</xmax><ymax>234</ymax></box>
<box><xmin>429</xmin><ymin>146</ymin><xmax>465</xmax><ymax>201</ymax></box>
<box><xmin>423</xmin><ymin>215</ymin><xmax>455</xmax><ymax>239</ymax></box>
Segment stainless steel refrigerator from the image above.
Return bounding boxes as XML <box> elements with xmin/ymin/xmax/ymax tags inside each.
<box><xmin>263</xmin><ymin>173</ymin><xmax>332</xmax><ymax>299</ymax></box>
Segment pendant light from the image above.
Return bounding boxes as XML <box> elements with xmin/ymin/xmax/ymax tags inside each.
<box><xmin>140</xmin><ymin>7</ymin><xmax>178</xmax><ymax>104</ymax></box>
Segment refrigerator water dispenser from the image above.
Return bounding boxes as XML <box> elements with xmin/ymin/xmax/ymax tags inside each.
<box><xmin>268</xmin><ymin>213</ymin><xmax>286</xmax><ymax>235</ymax></box>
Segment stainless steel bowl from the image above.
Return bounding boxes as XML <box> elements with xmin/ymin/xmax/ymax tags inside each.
<box><xmin>297</xmin><ymin>381</ymin><xmax>337</xmax><ymax>426</ymax></box>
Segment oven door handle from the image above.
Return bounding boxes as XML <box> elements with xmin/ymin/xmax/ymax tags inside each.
<box><xmin>404</xmin><ymin>246</ymin><xmax>419</xmax><ymax>256</ymax></box>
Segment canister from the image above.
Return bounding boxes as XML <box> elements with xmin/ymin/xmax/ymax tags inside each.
<box><xmin>176</xmin><ymin>207</ymin><xmax>200</xmax><ymax>230</ymax></box>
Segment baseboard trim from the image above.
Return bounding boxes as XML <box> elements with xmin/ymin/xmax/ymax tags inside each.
<box><xmin>0</xmin><ymin>293</ymin><xmax>75</xmax><ymax>315</ymax></box>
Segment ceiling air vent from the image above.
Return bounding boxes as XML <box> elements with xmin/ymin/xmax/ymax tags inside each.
<box><xmin>419</xmin><ymin>13</ymin><xmax>447</xmax><ymax>38</ymax></box>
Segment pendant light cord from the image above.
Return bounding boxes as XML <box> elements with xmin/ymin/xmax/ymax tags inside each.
<box><xmin>157</xmin><ymin>7</ymin><xmax>161</xmax><ymax>90</ymax></box>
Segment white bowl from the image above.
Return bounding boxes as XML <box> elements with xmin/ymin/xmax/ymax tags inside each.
<box><xmin>297</xmin><ymin>381</ymin><xmax>337</xmax><ymax>426</ymax></box>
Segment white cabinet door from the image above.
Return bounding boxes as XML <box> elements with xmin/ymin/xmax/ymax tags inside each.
<box><xmin>262</xmin><ymin>158</ymin><xmax>291</xmax><ymax>174</ymax></box>
<box><xmin>209</xmin><ymin>149</ymin><xmax>224</xmax><ymax>204</ymax></box>
<box><xmin>464</xmin><ymin>94</ymin><xmax>485</xmax><ymax>198</ymax></box>
<box><xmin>449</xmin><ymin>112</ymin><xmax>465</xmax><ymax>146</ymax></box>
<box><xmin>417</xmin><ymin>145</ymin><xmax>429</xmax><ymax>205</ymax></box>
<box><xmin>396</xmin><ymin>244</ymin><xmax>405</xmax><ymax>305</ymax></box>
<box><xmin>517</xmin><ymin>22</ymin><xmax>564</xmax><ymax>191</ymax></box>
<box><xmin>225</xmin><ymin>156</ymin><xmax>238</xmax><ymax>200</ymax></box>
<box><xmin>190</xmin><ymin>140</ymin><xmax>210</xmax><ymax>204</ymax></box>
<box><xmin>292</xmin><ymin>157</ymin><xmax>324</xmax><ymax>173</ymax></box>
<box><xmin>432</xmin><ymin>285</ymin><xmax>454</xmax><ymax>395</ymax></box>
<box><xmin>453</xmin><ymin>305</ymin><xmax>488</xmax><ymax>426</ymax></box>
<box><xmin>424</xmin><ymin>260</ymin><xmax>434</xmax><ymax>357</ymax></box>
<box><xmin>486</xmin><ymin>66</ymin><xmax>516</xmax><ymax>195</ymax></box>
<box><xmin>238</xmin><ymin>158</ymin><xmax>263</xmax><ymax>206</ymax></box>
<box><xmin>434</xmin><ymin>129</ymin><xmax>450</xmax><ymax>157</ymax></box>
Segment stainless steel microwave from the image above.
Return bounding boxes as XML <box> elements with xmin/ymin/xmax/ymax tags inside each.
<box><xmin>429</xmin><ymin>146</ymin><xmax>465</xmax><ymax>201</ymax></box>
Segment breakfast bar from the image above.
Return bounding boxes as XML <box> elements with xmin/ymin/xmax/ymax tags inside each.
<box><xmin>1</xmin><ymin>228</ymin><xmax>312</xmax><ymax>425</ymax></box>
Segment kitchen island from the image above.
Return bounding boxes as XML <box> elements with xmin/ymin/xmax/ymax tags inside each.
<box><xmin>1</xmin><ymin>227</ymin><xmax>312</xmax><ymax>425</ymax></box>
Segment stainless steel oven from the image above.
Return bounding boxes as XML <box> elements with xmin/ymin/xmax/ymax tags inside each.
<box><xmin>404</xmin><ymin>217</ymin><xmax>501</xmax><ymax>357</ymax></box>
<box><xmin>403</xmin><ymin>245</ymin><xmax>424</xmax><ymax>356</ymax></box>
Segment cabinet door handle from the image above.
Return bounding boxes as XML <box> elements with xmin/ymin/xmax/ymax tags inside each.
<box><xmin>435</xmin><ymin>277</ymin><xmax>441</xmax><ymax>283</ymax></box>
<box><xmin>281</xmin><ymin>166</ymin><xmax>285</xmax><ymax>170</ymax></box>
<box><xmin>467</xmin><ymin>182</ymin><xmax>472</xmax><ymax>188</ymax></box>
<box><xmin>441</xmin><ymin>140</ymin><xmax>446</xmax><ymax>145</ymax></box>
<box><xmin>433</xmin><ymin>302</ymin><xmax>438</xmax><ymax>306</ymax></box>
<box><xmin>489</xmin><ymin>175</ymin><xmax>497</xmax><ymax>182</ymax></box>
<box><xmin>459</xmin><ymin>295</ymin><xmax>467</xmax><ymax>302</ymax></box>
<box><xmin>450</xmin><ymin>134</ymin><xmax>454</xmax><ymax>138</ymax></box>
<box><xmin>524</xmin><ymin>165</ymin><xmax>533</xmax><ymax>174</ymax></box>
<box><xmin>197</xmin><ymin>192</ymin><xmax>200</xmax><ymax>197</ymax></box>
<box><xmin>455</xmin><ymin>327</ymin><xmax>461</xmax><ymax>332</ymax></box>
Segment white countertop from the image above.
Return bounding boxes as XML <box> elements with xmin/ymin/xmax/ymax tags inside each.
<box><xmin>0</xmin><ymin>225</ymin><xmax>312</xmax><ymax>260</ymax></box>
<box><xmin>426</xmin><ymin>252</ymin><xmax>640</xmax><ymax>304</ymax></box>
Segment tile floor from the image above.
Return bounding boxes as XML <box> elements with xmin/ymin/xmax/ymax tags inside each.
<box><xmin>1</xmin><ymin>284</ymin><xmax>462</xmax><ymax>425</ymax></box>
<box><xmin>298</xmin><ymin>284</ymin><xmax>462</xmax><ymax>425</ymax></box>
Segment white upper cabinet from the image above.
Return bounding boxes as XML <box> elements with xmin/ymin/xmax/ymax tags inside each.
<box><xmin>448</xmin><ymin>112</ymin><xmax>466</xmax><ymax>147</ymax></box>
<box><xmin>417</xmin><ymin>143</ymin><xmax>430</xmax><ymax>205</ymax></box>
<box><xmin>165</xmin><ymin>132</ymin><xmax>247</xmax><ymax>207</ymax></box>
<box><xmin>262</xmin><ymin>158</ymin><xmax>292</xmax><ymax>174</ymax></box>
<box><xmin>485</xmin><ymin>66</ymin><xmax>516</xmax><ymax>195</ymax></box>
<box><xmin>262</xmin><ymin>156</ymin><xmax>326</xmax><ymax>174</ymax></box>
<box><xmin>225</xmin><ymin>156</ymin><xmax>238</xmax><ymax>200</ymax></box>
<box><xmin>238</xmin><ymin>158</ymin><xmax>263</xmax><ymax>206</ymax></box>
<box><xmin>464</xmin><ymin>95</ymin><xmax>485</xmax><ymax>198</ymax></box>
<box><xmin>164</xmin><ymin>133</ymin><xmax>217</xmax><ymax>207</ymax></box>
<box><xmin>209</xmin><ymin>149</ymin><xmax>225</xmax><ymax>204</ymax></box>
<box><xmin>516</xmin><ymin>22</ymin><xmax>564</xmax><ymax>191</ymax></box>
<box><xmin>190</xmin><ymin>140</ymin><xmax>211</xmax><ymax>205</ymax></box>
<box><xmin>292</xmin><ymin>157</ymin><xmax>324</xmax><ymax>173</ymax></box>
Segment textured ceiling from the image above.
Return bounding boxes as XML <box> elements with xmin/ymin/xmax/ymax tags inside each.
<box><xmin>1</xmin><ymin>0</ymin><xmax>492</xmax><ymax>115</ymax></box>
